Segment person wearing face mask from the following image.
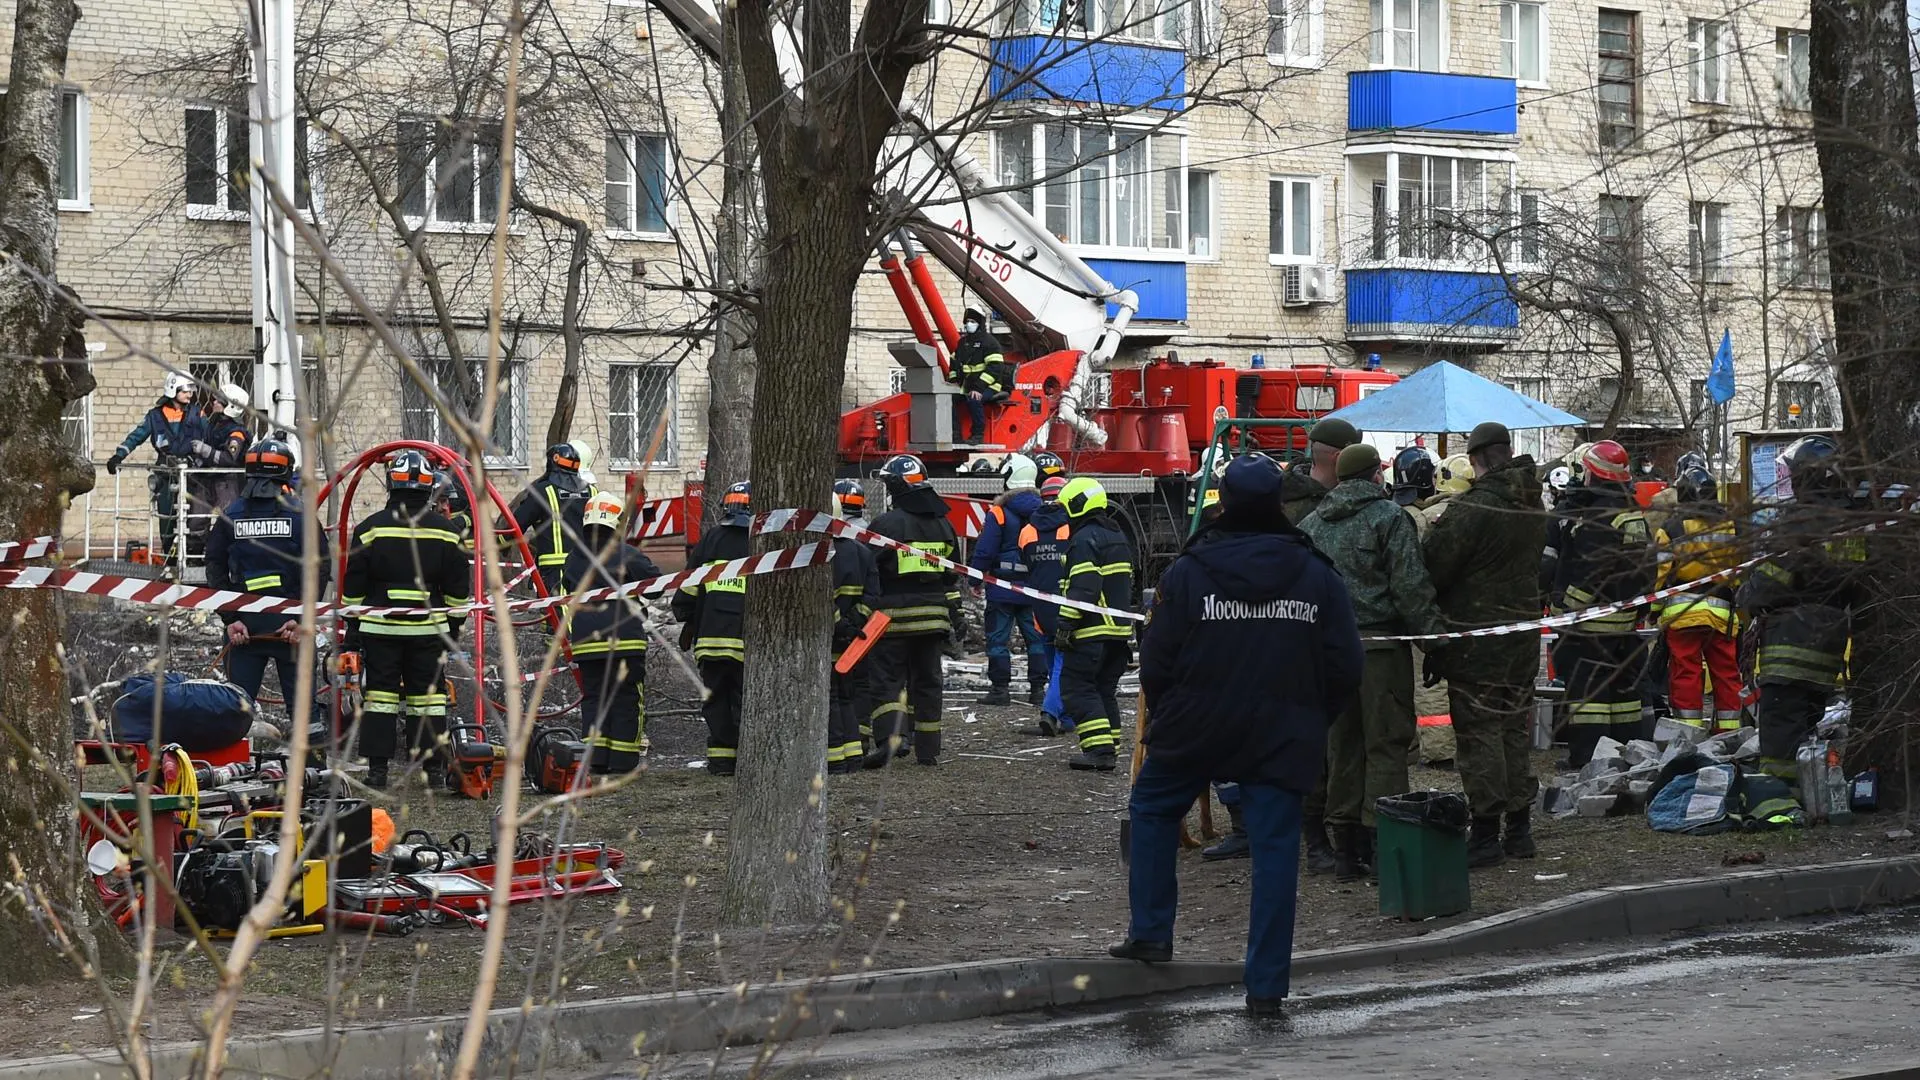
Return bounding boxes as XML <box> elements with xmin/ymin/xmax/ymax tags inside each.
<box><xmin>949</xmin><ymin>307</ymin><xmax>1010</xmax><ymax>444</ymax></box>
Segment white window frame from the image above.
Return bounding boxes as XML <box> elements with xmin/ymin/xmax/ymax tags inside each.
<box><xmin>1688</xmin><ymin>201</ymin><xmax>1728</xmax><ymax>283</ymax></box>
<box><xmin>401</xmin><ymin>357</ymin><xmax>529</xmax><ymax>466</ymax></box>
<box><xmin>1347</xmin><ymin>147</ymin><xmax>1515</xmax><ymax>268</ymax></box>
<box><xmin>1497</xmin><ymin>1</ymin><xmax>1548</xmax><ymax>86</ymax></box>
<box><xmin>185</xmin><ymin>105</ymin><xmax>250</xmax><ymax>222</ymax></box>
<box><xmin>1688</xmin><ymin>18</ymin><xmax>1730</xmax><ymax>105</ymax></box>
<box><xmin>57</xmin><ymin>88</ymin><xmax>89</xmax><ymax>212</ymax></box>
<box><xmin>1011</xmin><ymin>0</ymin><xmax>1197</xmax><ymax>46</ymax></box>
<box><xmin>1369</xmin><ymin>0</ymin><xmax>1448</xmax><ymax>72</ymax></box>
<box><xmin>607</xmin><ymin>362</ymin><xmax>679</xmax><ymax>469</ymax></box>
<box><xmin>61</xmin><ymin>391</ymin><xmax>92</xmax><ymax>459</ymax></box>
<box><xmin>1504</xmin><ymin>186</ymin><xmax>1543</xmax><ymax>268</ymax></box>
<box><xmin>1267</xmin><ymin>175</ymin><xmax>1320</xmax><ymax>264</ymax></box>
<box><xmin>1502</xmin><ymin>377</ymin><xmax>1549</xmax><ymax>459</ymax></box>
<box><xmin>606</xmin><ymin>131</ymin><xmax>675</xmax><ymax>240</ymax></box>
<box><xmin>398</xmin><ymin>116</ymin><xmax>505</xmax><ymax>234</ymax></box>
<box><xmin>1266</xmin><ymin>0</ymin><xmax>1324</xmax><ymax>68</ymax></box>
<box><xmin>998</xmin><ymin>121</ymin><xmax>1190</xmax><ymax>259</ymax></box>
<box><xmin>1776</xmin><ymin>28</ymin><xmax>1810</xmax><ymax>111</ymax></box>
<box><xmin>1187</xmin><ymin>168</ymin><xmax>1217</xmax><ymax>259</ymax></box>
<box><xmin>1775</xmin><ymin>205</ymin><xmax>1829</xmax><ymax>289</ymax></box>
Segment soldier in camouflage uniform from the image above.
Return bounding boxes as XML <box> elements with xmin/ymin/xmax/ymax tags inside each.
<box><xmin>1422</xmin><ymin>423</ymin><xmax>1548</xmax><ymax>868</ymax></box>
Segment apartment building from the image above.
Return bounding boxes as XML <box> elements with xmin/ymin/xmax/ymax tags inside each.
<box><xmin>19</xmin><ymin>0</ymin><xmax>1830</xmax><ymax>549</ymax></box>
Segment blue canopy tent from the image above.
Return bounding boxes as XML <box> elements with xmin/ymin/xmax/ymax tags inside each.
<box><xmin>1319</xmin><ymin>361</ymin><xmax>1585</xmax><ymax>433</ymax></box>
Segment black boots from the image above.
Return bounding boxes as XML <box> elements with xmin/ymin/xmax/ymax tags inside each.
<box><xmin>1203</xmin><ymin>806</ymin><xmax>1250</xmax><ymax>860</ymax></box>
<box><xmin>1108</xmin><ymin>939</ymin><xmax>1172</xmax><ymax>962</ymax></box>
<box><xmin>1021</xmin><ymin>716</ymin><xmax>1062</xmax><ymax>736</ymax></box>
<box><xmin>1503</xmin><ymin>808</ymin><xmax>1537</xmax><ymax>859</ymax></box>
<box><xmin>1303</xmin><ymin>815</ymin><xmax>1336</xmax><ymax>875</ymax></box>
<box><xmin>1068</xmin><ymin>750</ymin><xmax>1118</xmax><ymax>771</ymax></box>
<box><xmin>1028</xmin><ymin>683</ymin><xmax>1047</xmax><ymax>706</ymax></box>
<box><xmin>1333</xmin><ymin>823</ymin><xmax>1370</xmax><ymax>882</ymax></box>
<box><xmin>981</xmin><ymin>685</ymin><xmax>1012</xmax><ymax>706</ymax></box>
<box><xmin>1468</xmin><ymin>816</ymin><xmax>1506</xmax><ymax>868</ymax></box>
<box><xmin>365</xmin><ymin>758</ymin><xmax>389</xmax><ymax>790</ymax></box>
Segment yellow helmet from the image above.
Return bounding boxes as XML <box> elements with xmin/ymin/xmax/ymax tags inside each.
<box><xmin>581</xmin><ymin>490</ymin><xmax>624</xmax><ymax>532</ymax></box>
<box><xmin>1060</xmin><ymin>476</ymin><xmax>1108</xmax><ymax>518</ymax></box>
<box><xmin>1439</xmin><ymin>454</ymin><xmax>1473</xmax><ymax>495</ymax></box>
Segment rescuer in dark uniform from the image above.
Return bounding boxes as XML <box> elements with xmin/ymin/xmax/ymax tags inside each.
<box><xmin>672</xmin><ymin>481</ymin><xmax>753</xmax><ymax>775</ymax></box>
<box><xmin>862</xmin><ymin>454</ymin><xmax>962</xmax><ymax>768</ymax></box>
<box><xmin>204</xmin><ymin>437</ymin><xmax>330</xmax><ymax>705</ymax></box>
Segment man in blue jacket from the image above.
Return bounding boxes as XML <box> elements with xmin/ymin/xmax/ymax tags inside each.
<box><xmin>970</xmin><ymin>453</ymin><xmax>1048</xmax><ymax>706</ymax></box>
<box><xmin>1110</xmin><ymin>454</ymin><xmax>1364</xmax><ymax>1019</ymax></box>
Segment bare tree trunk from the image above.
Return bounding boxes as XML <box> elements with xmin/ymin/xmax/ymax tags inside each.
<box><xmin>1809</xmin><ymin>0</ymin><xmax>1920</xmax><ymax>780</ymax></box>
<box><xmin>518</xmin><ymin>197</ymin><xmax>591</xmax><ymax>447</ymax></box>
<box><xmin>702</xmin><ymin>24</ymin><xmax>760</xmax><ymax>528</ymax></box>
<box><xmin>0</xmin><ymin>0</ymin><xmax>128</xmax><ymax>985</ymax></box>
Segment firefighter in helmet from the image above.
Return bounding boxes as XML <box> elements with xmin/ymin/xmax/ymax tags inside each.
<box><xmin>863</xmin><ymin>454</ymin><xmax>962</xmax><ymax>768</ymax></box>
<box><xmin>503</xmin><ymin>442</ymin><xmax>595</xmax><ymax>592</ymax></box>
<box><xmin>341</xmin><ymin>449</ymin><xmax>473</xmax><ymax>789</ymax></box>
<box><xmin>672</xmin><ymin>480</ymin><xmax>752</xmax><ymax>774</ymax></box>
<box><xmin>829</xmin><ymin>478</ymin><xmax>880</xmax><ymax>772</ymax></box>
<box><xmin>107</xmin><ymin>372</ymin><xmax>209</xmax><ymax>574</ymax></box>
<box><xmin>564</xmin><ymin>490</ymin><xmax>662</xmax><ymax>774</ymax></box>
<box><xmin>204</xmin><ymin>437</ymin><xmax>330</xmax><ymax>706</ymax></box>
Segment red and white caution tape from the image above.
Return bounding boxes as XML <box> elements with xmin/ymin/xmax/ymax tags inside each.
<box><xmin>0</xmin><ymin>535</ymin><xmax>56</xmax><ymax>565</ymax></box>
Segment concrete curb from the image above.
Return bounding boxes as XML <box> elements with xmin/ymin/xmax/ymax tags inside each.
<box><xmin>9</xmin><ymin>854</ymin><xmax>1920</xmax><ymax>1080</ymax></box>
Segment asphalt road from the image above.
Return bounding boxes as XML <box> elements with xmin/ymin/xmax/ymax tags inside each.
<box><xmin>638</xmin><ymin>908</ymin><xmax>1920</xmax><ymax>1080</ymax></box>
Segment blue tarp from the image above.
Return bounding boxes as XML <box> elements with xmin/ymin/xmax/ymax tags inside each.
<box><xmin>1320</xmin><ymin>361</ymin><xmax>1586</xmax><ymax>433</ymax></box>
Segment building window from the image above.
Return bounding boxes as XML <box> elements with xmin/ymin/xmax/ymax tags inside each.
<box><xmin>1011</xmin><ymin>0</ymin><xmax>1193</xmax><ymax>44</ymax></box>
<box><xmin>1268</xmin><ymin>176</ymin><xmax>1318</xmax><ymax>263</ymax></box>
<box><xmin>1000</xmin><ymin>123</ymin><xmax>1187</xmax><ymax>254</ymax></box>
<box><xmin>1498</xmin><ymin>1</ymin><xmax>1546</xmax><ymax>84</ymax></box>
<box><xmin>1187</xmin><ymin>169</ymin><xmax>1216</xmax><ymax>258</ymax></box>
<box><xmin>1688</xmin><ymin>19</ymin><xmax>1730</xmax><ymax>105</ymax></box>
<box><xmin>189</xmin><ymin>356</ymin><xmax>254</xmax><ymax>400</ymax></box>
<box><xmin>1777</xmin><ymin>29</ymin><xmax>1810</xmax><ymax>110</ymax></box>
<box><xmin>1775</xmin><ymin>380</ymin><xmax>1832</xmax><ymax>427</ymax></box>
<box><xmin>1357</xmin><ymin>153</ymin><xmax>1503</xmax><ymax>263</ymax></box>
<box><xmin>1267</xmin><ymin>0</ymin><xmax>1323</xmax><ymax>67</ymax></box>
<box><xmin>1596</xmin><ymin>193</ymin><xmax>1641</xmax><ymax>287</ymax></box>
<box><xmin>1775</xmin><ymin>206</ymin><xmax>1829</xmax><ymax>289</ymax></box>
<box><xmin>400</xmin><ymin>357</ymin><xmax>528</xmax><ymax>465</ymax></box>
<box><xmin>188</xmin><ymin>109</ymin><xmax>317</xmax><ymax>220</ymax></box>
<box><xmin>1502</xmin><ymin>187</ymin><xmax>1543</xmax><ymax>266</ymax></box>
<box><xmin>398</xmin><ymin>117</ymin><xmax>502</xmax><ymax>228</ymax></box>
<box><xmin>606</xmin><ymin>132</ymin><xmax>671</xmax><ymax>237</ymax></box>
<box><xmin>57</xmin><ymin>88</ymin><xmax>88</xmax><ymax>210</ymax></box>
<box><xmin>1597</xmin><ymin>9</ymin><xmax>1639</xmax><ymax>148</ymax></box>
<box><xmin>62</xmin><ymin>393</ymin><xmax>91</xmax><ymax>459</ymax></box>
<box><xmin>608</xmin><ymin>363</ymin><xmax>678</xmax><ymax>468</ymax></box>
<box><xmin>1502</xmin><ymin>377</ymin><xmax>1548</xmax><ymax>460</ymax></box>
<box><xmin>1688</xmin><ymin>202</ymin><xmax>1727</xmax><ymax>283</ymax></box>
<box><xmin>1370</xmin><ymin>0</ymin><xmax>1445</xmax><ymax>71</ymax></box>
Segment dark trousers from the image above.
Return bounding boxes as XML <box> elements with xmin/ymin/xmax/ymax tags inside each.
<box><xmin>1060</xmin><ymin>638</ymin><xmax>1128</xmax><ymax>755</ymax></box>
<box><xmin>1560</xmin><ymin>631</ymin><xmax>1648</xmax><ymax>767</ymax></box>
<box><xmin>1126</xmin><ymin>756</ymin><xmax>1303</xmax><ymax>1001</ymax></box>
<box><xmin>830</xmin><ymin>665</ymin><xmax>869</xmax><ymax>766</ymax></box>
<box><xmin>578</xmin><ymin>652</ymin><xmax>646</xmax><ymax>773</ymax></box>
<box><xmin>984</xmin><ymin>603</ymin><xmax>1048</xmax><ymax>690</ymax></box>
<box><xmin>954</xmin><ymin>394</ymin><xmax>986</xmax><ymax>443</ymax></box>
<box><xmin>359</xmin><ymin>635</ymin><xmax>449</xmax><ymax>765</ymax></box>
<box><xmin>1756</xmin><ymin>680</ymin><xmax>1831</xmax><ymax>779</ymax></box>
<box><xmin>226</xmin><ymin>638</ymin><xmax>299</xmax><ymax>706</ymax></box>
<box><xmin>699</xmin><ymin>659</ymin><xmax>743</xmax><ymax>770</ymax></box>
<box><xmin>867</xmin><ymin>634</ymin><xmax>945</xmax><ymax>763</ymax></box>
<box><xmin>1450</xmin><ymin>679</ymin><xmax>1537</xmax><ymax>817</ymax></box>
<box><xmin>1327</xmin><ymin>643</ymin><xmax>1415</xmax><ymax>827</ymax></box>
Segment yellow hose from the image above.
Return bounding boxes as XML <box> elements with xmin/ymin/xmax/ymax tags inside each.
<box><xmin>160</xmin><ymin>745</ymin><xmax>200</xmax><ymax>833</ymax></box>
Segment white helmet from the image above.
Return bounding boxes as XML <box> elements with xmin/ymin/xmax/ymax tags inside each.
<box><xmin>1001</xmin><ymin>452</ymin><xmax>1038</xmax><ymax>491</ymax></box>
<box><xmin>580</xmin><ymin>489</ymin><xmax>623</xmax><ymax>532</ymax></box>
<box><xmin>163</xmin><ymin>372</ymin><xmax>197</xmax><ymax>399</ymax></box>
<box><xmin>218</xmin><ymin>382</ymin><xmax>249</xmax><ymax>411</ymax></box>
<box><xmin>1548</xmin><ymin>465</ymin><xmax>1573</xmax><ymax>491</ymax></box>
<box><xmin>573</xmin><ymin>439</ymin><xmax>598</xmax><ymax>488</ymax></box>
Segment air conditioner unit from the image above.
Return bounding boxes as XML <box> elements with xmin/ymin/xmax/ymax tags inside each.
<box><xmin>1283</xmin><ymin>264</ymin><xmax>1337</xmax><ymax>308</ymax></box>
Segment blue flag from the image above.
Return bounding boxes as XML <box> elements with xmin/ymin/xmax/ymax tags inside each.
<box><xmin>1707</xmin><ymin>330</ymin><xmax>1735</xmax><ymax>405</ymax></box>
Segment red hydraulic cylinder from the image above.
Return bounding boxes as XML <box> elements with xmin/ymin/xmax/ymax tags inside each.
<box><xmin>905</xmin><ymin>252</ymin><xmax>962</xmax><ymax>358</ymax></box>
<box><xmin>880</xmin><ymin>248</ymin><xmax>940</xmax><ymax>352</ymax></box>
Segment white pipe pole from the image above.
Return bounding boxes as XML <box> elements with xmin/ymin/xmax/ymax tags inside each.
<box><xmin>249</xmin><ymin>0</ymin><xmax>300</xmax><ymax>434</ymax></box>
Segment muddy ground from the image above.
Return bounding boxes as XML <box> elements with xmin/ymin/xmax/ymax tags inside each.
<box><xmin>12</xmin><ymin>604</ymin><xmax>1920</xmax><ymax>1058</ymax></box>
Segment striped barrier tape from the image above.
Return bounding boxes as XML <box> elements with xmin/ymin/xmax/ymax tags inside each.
<box><xmin>0</xmin><ymin>535</ymin><xmax>56</xmax><ymax>565</ymax></box>
<box><xmin>2</xmin><ymin>510</ymin><xmax>1908</xmax><ymax>643</ymax></box>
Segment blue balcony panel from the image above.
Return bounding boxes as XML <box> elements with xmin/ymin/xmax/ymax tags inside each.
<box><xmin>990</xmin><ymin>37</ymin><xmax>1186</xmax><ymax>110</ymax></box>
<box><xmin>1345</xmin><ymin>268</ymin><xmax>1518</xmax><ymax>345</ymax></box>
<box><xmin>1086</xmin><ymin>258</ymin><xmax>1186</xmax><ymax>322</ymax></box>
<box><xmin>1348</xmin><ymin>71</ymin><xmax>1517</xmax><ymax>136</ymax></box>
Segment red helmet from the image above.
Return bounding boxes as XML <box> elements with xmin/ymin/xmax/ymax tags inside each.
<box><xmin>1582</xmin><ymin>440</ymin><xmax>1632</xmax><ymax>483</ymax></box>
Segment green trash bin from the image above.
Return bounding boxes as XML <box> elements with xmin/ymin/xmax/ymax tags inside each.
<box><xmin>1374</xmin><ymin>791</ymin><xmax>1471</xmax><ymax>920</ymax></box>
